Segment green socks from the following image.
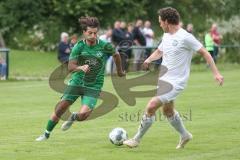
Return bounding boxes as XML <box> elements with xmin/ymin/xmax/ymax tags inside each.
<box><xmin>46</xmin><ymin>119</ymin><xmax>58</xmax><ymax>134</ymax></box>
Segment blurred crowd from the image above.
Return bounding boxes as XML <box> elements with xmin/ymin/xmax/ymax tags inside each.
<box><xmin>101</xmin><ymin>19</ymin><xmax>155</xmax><ymax>73</ymax></box>
<box><xmin>0</xmin><ymin>17</ymin><xmax>224</xmax><ymax>81</ymax></box>
<box><xmin>57</xmin><ymin>19</ymin><xmax>156</xmax><ymax>73</ymax></box>
<box><xmin>57</xmin><ymin>20</ymin><xmax>222</xmax><ymax>74</ymax></box>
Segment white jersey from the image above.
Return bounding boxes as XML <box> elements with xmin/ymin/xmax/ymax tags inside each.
<box><xmin>158</xmin><ymin>28</ymin><xmax>202</xmax><ymax>89</ymax></box>
<box><xmin>143</xmin><ymin>27</ymin><xmax>154</xmax><ymax>47</ymax></box>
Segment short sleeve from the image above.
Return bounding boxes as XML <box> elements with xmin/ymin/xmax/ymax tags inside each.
<box><xmin>103</xmin><ymin>42</ymin><xmax>115</xmax><ymax>56</ymax></box>
<box><xmin>185</xmin><ymin>34</ymin><xmax>203</xmax><ymax>52</ymax></box>
<box><xmin>69</xmin><ymin>44</ymin><xmax>81</xmax><ymax>60</ymax></box>
<box><xmin>158</xmin><ymin>34</ymin><xmax>165</xmax><ymax>52</ymax></box>
<box><xmin>158</xmin><ymin>42</ymin><xmax>163</xmax><ymax>52</ymax></box>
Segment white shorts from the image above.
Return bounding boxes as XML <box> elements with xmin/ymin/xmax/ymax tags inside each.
<box><xmin>156</xmin><ymin>80</ymin><xmax>184</xmax><ymax>104</ymax></box>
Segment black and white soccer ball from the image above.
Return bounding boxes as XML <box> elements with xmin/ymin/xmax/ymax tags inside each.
<box><xmin>109</xmin><ymin>127</ymin><xmax>128</xmax><ymax>146</ymax></box>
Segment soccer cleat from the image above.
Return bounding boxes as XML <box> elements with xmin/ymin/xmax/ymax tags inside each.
<box><xmin>61</xmin><ymin>112</ymin><xmax>76</xmax><ymax>131</ymax></box>
<box><xmin>123</xmin><ymin>138</ymin><xmax>140</xmax><ymax>148</ymax></box>
<box><xmin>176</xmin><ymin>132</ymin><xmax>193</xmax><ymax>149</ymax></box>
<box><xmin>35</xmin><ymin>133</ymin><xmax>49</xmax><ymax>141</ymax></box>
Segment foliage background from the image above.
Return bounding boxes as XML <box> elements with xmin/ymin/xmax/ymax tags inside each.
<box><xmin>0</xmin><ymin>0</ymin><xmax>239</xmax><ymax>62</ymax></box>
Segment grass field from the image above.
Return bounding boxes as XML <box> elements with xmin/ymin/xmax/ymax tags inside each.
<box><xmin>9</xmin><ymin>50</ymin><xmax>58</xmax><ymax>78</ymax></box>
<box><xmin>1</xmin><ymin>50</ymin><xmax>240</xmax><ymax>160</ymax></box>
<box><xmin>8</xmin><ymin>49</ymin><xmax>240</xmax><ymax>78</ymax></box>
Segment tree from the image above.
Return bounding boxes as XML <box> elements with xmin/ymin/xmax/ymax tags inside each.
<box><xmin>0</xmin><ymin>0</ymin><xmax>239</xmax><ymax>63</ymax></box>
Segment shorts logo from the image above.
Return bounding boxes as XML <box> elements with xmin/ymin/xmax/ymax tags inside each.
<box><xmin>172</xmin><ymin>40</ymin><xmax>178</xmax><ymax>46</ymax></box>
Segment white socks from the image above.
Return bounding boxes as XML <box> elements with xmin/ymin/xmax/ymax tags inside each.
<box><xmin>133</xmin><ymin>114</ymin><xmax>155</xmax><ymax>142</ymax></box>
<box><xmin>133</xmin><ymin>110</ymin><xmax>189</xmax><ymax>142</ymax></box>
<box><xmin>167</xmin><ymin>110</ymin><xmax>188</xmax><ymax>137</ymax></box>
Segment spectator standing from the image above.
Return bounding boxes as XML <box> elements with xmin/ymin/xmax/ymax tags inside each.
<box><xmin>205</xmin><ymin>29</ymin><xmax>215</xmax><ymax>62</ymax></box>
<box><xmin>0</xmin><ymin>54</ymin><xmax>6</xmax><ymax>80</ymax></box>
<box><xmin>112</xmin><ymin>21</ymin><xmax>125</xmax><ymax>47</ymax></box>
<box><xmin>119</xmin><ymin>21</ymin><xmax>130</xmax><ymax>71</ymax></box>
<box><xmin>112</xmin><ymin>21</ymin><xmax>127</xmax><ymax>72</ymax></box>
<box><xmin>124</xmin><ymin>23</ymin><xmax>134</xmax><ymax>71</ymax></box>
<box><xmin>58</xmin><ymin>32</ymin><xmax>71</xmax><ymax>63</ymax></box>
<box><xmin>186</xmin><ymin>23</ymin><xmax>193</xmax><ymax>33</ymax></box>
<box><xmin>211</xmin><ymin>23</ymin><xmax>221</xmax><ymax>62</ymax></box>
<box><xmin>143</xmin><ymin>20</ymin><xmax>154</xmax><ymax>59</ymax></box>
<box><xmin>132</xmin><ymin>19</ymin><xmax>146</xmax><ymax>71</ymax></box>
<box><xmin>69</xmin><ymin>34</ymin><xmax>78</xmax><ymax>50</ymax></box>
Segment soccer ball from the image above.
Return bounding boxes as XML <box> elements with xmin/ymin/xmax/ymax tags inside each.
<box><xmin>109</xmin><ymin>127</ymin><xmax>128</xmax><ymax>146</ymax></box>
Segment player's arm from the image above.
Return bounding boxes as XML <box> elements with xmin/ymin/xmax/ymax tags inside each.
<box><xmin>143</xmin><ymin>49</ymin><xmax>163</xmax><ymax>69</ymax></box>
<box><xmin>198</xmin><ymin>47</ymin><xmax>224</xmax><ymax>86</ymax></box>
<box><xmin>68</xmin><ymin>43</ymin><xmax>89</xmax><ymax>73</ymax></box>
<box><xmin>112</xmin><ymin>53</ymin><xmax>125</xmax><ymax>77</ymax></box>
<box><xmin>68</xmin><ymin>59</ymin><xmax>89</xmax><ymax>73</ymax></box>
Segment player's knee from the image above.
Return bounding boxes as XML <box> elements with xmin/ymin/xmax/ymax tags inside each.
<box><xmin>55</xmin><ymin>100</ymin><xmax>72</xmax><ymax>118</ymax></box>
<box><xmin>147</xmin><ymin>97</ymin><xmax>160</xmax><ymax>115</ymax></box>
<box><xmin>149</xmin><ymin>97</ymin><xmax>159</xmax><ymax>107</ymax></box>
<box><xmin>162</xmin><ymin>105</ymin><xmax>174</xmax><ymax>118</ymax></box>
<box><xmin>51</xmin><ymin>113</ymin><xmax>60</xmax><ymax>122</ymax></box>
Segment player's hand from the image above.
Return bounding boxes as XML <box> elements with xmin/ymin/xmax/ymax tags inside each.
<box><xmin>117</xmin><ymin>70</ymin><xmax>126</xmax><ymax>77</ymax></box>
<box><xmin>77</xmin><ymin>64</ymin><xmax>90</xmax><ymax>73</ymax></box>
<box><xmin>214</xmin><ymin>73</ymin><xmax>224</xmax><ymax>86</ymax></box>
<box><xmin>142</xmin><ymin>59</ymin><xmax>151</xmax><ymax>70</ymax></box>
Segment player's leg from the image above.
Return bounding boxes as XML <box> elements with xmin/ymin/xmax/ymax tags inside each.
<box><xmin>124</xmin><ymin>96</ymin><xmax>162</xmax><ymax>147</ymax></box>
<box><xmin>133</xmin><ymin>96</ymin><xmax>162</xmax><ymax>141</ymax></box>
<box><xmin>163</xmin><ymin>101</ymin><xmax>192</xmax><ymax>149</ymax></box>
<box><xmin>36</xmin><ymin>100</ymin><xmax>73</xmax><ymax>141</ymax></box>
<box><xmin>61</xmin><ymin>96</ymin><xmax>96</xmax><ymax>131</ymax></box>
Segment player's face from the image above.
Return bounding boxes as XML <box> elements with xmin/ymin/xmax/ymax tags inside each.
<box><xmin>159</xmin><ymin>16</ymin><xmax>169</xmax><ymax>32</ymax></box>
<box><xmin>83</xmin><ymin>27</ymin><xmax>98</xmax><ymax>43</ymax></box>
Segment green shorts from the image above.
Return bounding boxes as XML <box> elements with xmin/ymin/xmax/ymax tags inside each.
<box><xmin>62</xmin><ymin>79</ymin><xmax>101</xmax><ymax>109</ymax></box>
<box><xmin>61</xmin><ymin>94</ymin><xmax>98</xmax><ymax>110</ymax></box>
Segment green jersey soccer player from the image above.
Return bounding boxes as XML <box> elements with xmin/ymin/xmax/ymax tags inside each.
<box><xmin>36</xmin><ymin>17</ymin><xmax>125</xmax><ymax>141</ymax></box>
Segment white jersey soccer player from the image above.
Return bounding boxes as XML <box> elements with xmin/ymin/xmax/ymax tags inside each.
<box><xmin>157</xmin><ymin>28</ymin><xmax>202</xmax><ymax>103</ymax></box>
<box><xmin>123</xmin><ymin>7</ymin><xmax>224</xmax><ymax>149</ymax></box>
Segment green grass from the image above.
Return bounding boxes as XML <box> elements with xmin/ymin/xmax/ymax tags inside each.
<box><xmin>8</xmin><ymin>49</ymin><xmax>240</xmax><ymax>78</ymax></box>
<box><xmin>0</xmin><ymin>66</ymin><xmax>240</xmax><ymax>160</ymax></box>
<box><xmin>9</xmin><ymin>50</ymin><xmax>59</xmax><ymax>77</ymax></box>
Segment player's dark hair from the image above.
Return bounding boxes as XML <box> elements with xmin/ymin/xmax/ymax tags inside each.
<box><xmin>79</xmin><ymin>17</ymin><xmax>100</xmax><ymax>31</ymax></box>
<box><xmin>158</xmin><ymin>7</ymin><xmax>180</xmax><ymax>25</ymax></box>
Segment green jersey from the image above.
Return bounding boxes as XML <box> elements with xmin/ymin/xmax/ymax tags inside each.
<box><xmin>68</xmin><ymin>39</ymin><xmax>115</xmax><ymax>90</ymax></box>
